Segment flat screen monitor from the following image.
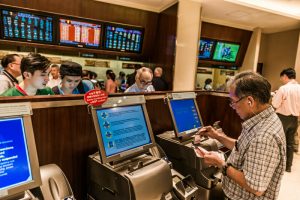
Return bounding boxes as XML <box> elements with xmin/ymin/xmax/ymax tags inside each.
<box><xmin>1</xmin><ymin>9</ymin><xmax>54</xmax><ymax>43</ymax></box>
<box><xmin>59</xmin><ymin>18</ymin><xmax>101</xmax><ymax>48</ymax></box>
<box><xmin>104</xmin><ymin>24</ymin><xmax>144</xmax><ymax>53</ymax></box>
<box><xmin>168</xmin><ymin>93</ymin><xmax>203</xmax><ymax>139</ymax></box>
<box><xmin>199</xmin><ymin>39</ymin><xmax>215</xmax><ymax>59</ymax></box>
<box><xmin>0</xmin><ymin>115</ymin><xmax>41</xmax><ymax>198</ymax></box>
<box><xmin>212</xmin><ymin>41</ymin><xmax>240</xmax><ymax>62</ymax></box>
<box><xmin>91</xmin><ymin>96</ymin><xmax>155</xmax><ymax>164</ymax></box>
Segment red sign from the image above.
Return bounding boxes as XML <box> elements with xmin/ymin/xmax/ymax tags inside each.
<box><xmin>84</xmin><ymin>89</ymin><xmax>108</xmax><ymax>106</ymax></box>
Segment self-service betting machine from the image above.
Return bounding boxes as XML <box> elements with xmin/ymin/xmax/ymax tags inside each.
<box><xmin>0</xmin><ymin>103</ymin><xmax>41</xmax><ymax>200</ymax></box>
<box><xmin>156</xmin><ymin>92</ymin><xmax>224</xmax><ymax>199</ymax></box>
<box><xmin>87</xmin><ymin>95</ymin><xmax>199</xmax><ymax>200</ymax></box>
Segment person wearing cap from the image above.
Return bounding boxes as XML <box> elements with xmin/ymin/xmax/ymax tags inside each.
<box><xmin>52</xmin><ymin>61</ymin><xmax>93</xmax><ymax>95</ymax></box>
<box><xmin>1</xmin><ymin>53</ymin><xmax>54</xmax><ymax>96</ymax></box>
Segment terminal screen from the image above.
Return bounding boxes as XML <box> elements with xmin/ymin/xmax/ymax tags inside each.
<box><xmin>96</xmin><ymin>105</ymin><xmax>151</xmax><ymax>157</ymax></box>
<box><xmin>0</xmin><ymin>117</ymin><xmax>32</xmax><ymax>191</ymax></box>
<box><xmin>104</xmin><ymin>25</ymin><xmax>143</xmax><ymax>53</ymax></box>
<box><xmin>170</xmin><ymin>99</ymin><xmax>202</xmax><ymax>134</ymax></box>
<box><xmin>59</xmin><ymin>19</ymin><xmax>101</xmax><ymax>48</ymax></box>
<box><xmin>2</xmin><ymin>10</ymin><xmax>53</xmax><ymax>43</ymax></box>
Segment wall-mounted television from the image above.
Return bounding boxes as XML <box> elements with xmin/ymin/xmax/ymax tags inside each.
<box><xmin>1</xmin><ymin>9</ymin><xmax>54</xmax><ymax>43</ymax></box>
<box><xmin>59</xmin><ymin>18</ymin><xmax>101</xmax><ymax>48</ymax></box>
<box><xmin>212</xmin><ymin>41</ymin><xmax>240</xmax><ymax>62</ymax></box>
<box><xmin>199</xmin><ymin>39</ymin><xmax>215</xmax><ymax>59</ymax></box>
<box><xmin>104</xmin><ymin>24</ymin><xmax>144</xmax><ymax>53</ymax></box>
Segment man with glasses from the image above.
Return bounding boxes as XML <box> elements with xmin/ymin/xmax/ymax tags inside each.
<box><xmin>194</xmin><ymin>72</ymin><xmax>286</xmax><ymax>200</ymax></box>
<box><xmin>0</xmin><ymin>54</ymin><xmax>22</xmax><ymax>94</ymax></box>
<box><xmin>125</xmin><ymin>67</ymin><xmax>155</xmax><ymax>93</ymax></box>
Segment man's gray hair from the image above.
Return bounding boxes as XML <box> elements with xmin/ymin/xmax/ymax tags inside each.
<box><xmin>135</xmin><ymin>67</ymin><xmax>153</xmax><ymax>79</ymax></box>
<box><xmin>231</xmin><ymin>71</ymin><xmax>271</xmax><ymax>104</ymax></box>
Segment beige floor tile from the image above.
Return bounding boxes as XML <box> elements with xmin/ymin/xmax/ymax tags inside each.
<box><xmin>278</xmin><ymin>146</ymin><xmax>300</xmax><ymax>200</ymax></box>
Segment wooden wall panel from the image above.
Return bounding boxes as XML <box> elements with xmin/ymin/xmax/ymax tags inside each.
<box><xmin>0</xmin><ymin>92</ymin><xmax>242</xmax><ymax>199</ymax></box>
<box><xmin>0</xmin><ymin>0</ymin><xmax>158</xmax><ymax>61</ymax></box>
<box><xmin>0</xmin><ymin>0</ymin><xmax>82</xmax><ymax>18</ymax></box>
<box><xmin>146</xmin><ymin>98</ymin><xmax>173</xmax><ymax>135</ymax></box>
<box><xmin>31</xmin><ymin>106</ymin><xmax>98</xmax><ymax>199</ymax></box>
<box><xmin>200</xmin><ymin>22</ymin><xmax>253</xmax><ymax>67</ymax></box>
<box><xmin>151</xmin><ymin>4</ymin><xmax>178</xmax><ymax>90</ymax></box>
<box><xmin>196</xmin><ymin>93</ymin><xmax>242</xmax><ymax>139</ymax></box>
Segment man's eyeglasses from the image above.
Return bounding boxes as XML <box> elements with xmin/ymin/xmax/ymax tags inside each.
<box><xmin>229</xmin><ymin>96</ymin><xmax>246</xmax><ymax>107</ymax></box>
<box><xmin>139</xmin><ymin>78</ymin><xmax>152</xmax><ymax>85</ymax></box>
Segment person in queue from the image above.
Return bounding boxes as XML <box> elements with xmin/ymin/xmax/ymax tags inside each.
<box><xmin>272</xmin><ymin>68</ymin><xmax>300</xmax><ymax>172</ymax></box>
<box><xmin>1</xmin><ymin>53</ymin><xmax>53</xmax><ymax>96</ymax></box>
<box><xmin>125</xmin><ymin>67</ymin><xmax>155</xmax><ymax>93</ymax></box>
<box><xmin>194</xmin><ymin>71</ymin><xmax>286</xmax><ymax>200</ymax></box>
<box><xmin>0</xmin><ymin>54</ymin><xmax>22</xmax><ymax>94</ymax></box>
<box><xmin>126</xmin><ymin>64</ymin><xmax>142</xmax><ymax>87</ymax></box>
<box><xmin>116</xmin><ymin>71</ymin><xmax>127</xmax><ymax>92</ymax></box>
<box><xmin>51</xmin><ymin>61</ymin><xmax>93</xmax><ymax>95</ymax></box>
<box><xmin>204</xmin><ymin>78</ymin><xmax>213</xmax><ymax>90</ymax></box>
<box><xmin>46</xmin><ymin>64</ymin><xmax>61</xmax><ymax>88</ymax></box>
<box><xmin>105</xmin><ymin>70</ymin><xmax>117</xmax><ymax>94</ymax></box>
<box><xmin>152</xmin><ymin>67</ymin><xmax>168</xmax><ymax>91</ymax></box>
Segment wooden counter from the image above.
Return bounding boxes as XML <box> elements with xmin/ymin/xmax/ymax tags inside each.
<box><xmin>0</xmin><ymin>91</ymin><xmax>241</xmax><ymax>199</ymax></box>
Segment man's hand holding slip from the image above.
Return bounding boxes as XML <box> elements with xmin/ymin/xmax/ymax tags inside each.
<box><xmin>193</xmin><ymin>146</ymin><xmax>225</xmax><ymax>168</ymax></box>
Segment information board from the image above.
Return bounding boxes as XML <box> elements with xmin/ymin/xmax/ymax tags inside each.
<box><xmin>59</xmin><ymin>19</ymin><xmax>101</xmax><ymax>48</ymax></box>
<box><xmin>104</xmin><ymin>25</ymin><xmax>143</xmax><ymax>53</ymax></box>
<box><xmin>2</xmin><ymin>9</ymin><xmax>53</xmax><ymax>43</ymax></box>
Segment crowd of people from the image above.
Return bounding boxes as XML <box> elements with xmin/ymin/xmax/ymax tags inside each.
<box><xmin>0</xmin><ymin>53</ymin><xmax>169</xmax><ymax>96</ymax></box>
<box><xmin>1</xmin><ymin>53</ymin><xmax>300</xmax><ymax>200</ymax></box>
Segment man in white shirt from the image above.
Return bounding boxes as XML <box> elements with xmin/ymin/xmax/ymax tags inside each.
<box><xmin>272</xmin><ymin>68</ymin><xmax>300</xmax><ymax>172</ymax></box>
<box><xmin>0</xmin><ymin>54</ymin><xmax>22</xmax><ymax>94</ymax></box>
<box><xmin>125</xmin><ymin>67</ymin><xmax>155</xmax><ymax>93</ymax></box>
<box><xmin>46</xmin><ymin>64</ymin><xmax>61</xmax><ymax>88</ymax></box>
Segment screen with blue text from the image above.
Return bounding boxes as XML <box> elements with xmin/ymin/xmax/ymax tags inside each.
<box><xmin>170</xmin><ymin>99</ymin><xmax>202</xmax><ymax>134</ymax></box>
<box><xmin>96</xmin><ymin>105</ymin><xmax>151</xmax><ymax>157</ymax></box>
<box><xmin>0</xmin><ymin>117</ymin><xmax>33</xmax><ymax>191</ymax></box>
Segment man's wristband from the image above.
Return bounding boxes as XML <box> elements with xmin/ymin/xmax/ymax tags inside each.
<box><xmin>222</xmin><ymin>163</ymin><xmax>232</xmax><ymax>176</ymax></box>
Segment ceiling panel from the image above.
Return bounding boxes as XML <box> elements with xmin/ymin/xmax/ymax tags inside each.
<box><xmin>93</xmin><ymin>0</ymin><xmax>177</xmax><ymax>12</ymax></box>
<box><xmin>200</xmin><ymin>0</ymin><xmax>300</xmax><ymax>33</ymax></box>
<box><xmin>92</xmin><ymin>0</ymin><xmax>300</xmax><ymax>33</ymax></box>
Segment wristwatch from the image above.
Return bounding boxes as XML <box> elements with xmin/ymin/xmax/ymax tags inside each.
<box><xmin>222</xmin><ymin>163</ymin><xmax>232</xmax><ymax>176</ymax></box>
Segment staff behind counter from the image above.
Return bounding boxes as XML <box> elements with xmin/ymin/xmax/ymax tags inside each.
<box><xmin>194</xmin><ymin>71</ymin><xmax>286</xmax><ymax>200</ymax></box>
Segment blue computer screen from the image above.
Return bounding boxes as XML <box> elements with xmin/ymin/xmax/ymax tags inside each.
<box><xmin>96</xmin><ymin>105</ymin><xmax>151</xmax><ymax>157</ymax></box>
<box><xmin>170</xmin><ymin>99</ymin><xmax>202</xmax><ymax>134</ymax></box>
<box><xmin>0</xmin><ymin>117</ymin><xmax>32</xmax><ymax>190</ymax></box>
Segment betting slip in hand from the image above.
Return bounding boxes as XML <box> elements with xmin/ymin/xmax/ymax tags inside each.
<box><xmin>193</xmin><ymin>146</ymin><xmax>225</xmax><ymax>161</ymax></box>
<box><xmin>193</xmin><ymin>146</ymin><xmax>208</xmax><ymax>158</ymax></box>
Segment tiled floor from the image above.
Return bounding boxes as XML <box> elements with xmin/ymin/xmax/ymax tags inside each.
<box><xmin>278</xmin><ymin>146</ymin><xmax>300</xmax><ymax>200</ymax></box>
